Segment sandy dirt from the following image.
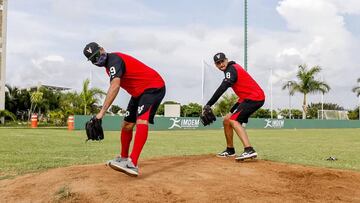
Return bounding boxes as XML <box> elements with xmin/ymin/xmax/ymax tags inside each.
<box><xmin>1</xmin><ymin>155</ymin><xmax>360</xmax><ymax>203</ymax></box>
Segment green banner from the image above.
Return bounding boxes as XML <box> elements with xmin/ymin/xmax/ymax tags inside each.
<box><xmin>74</xmin><ymin>115</ymin><xmax>360</xmax><ymax>131</ymax></box>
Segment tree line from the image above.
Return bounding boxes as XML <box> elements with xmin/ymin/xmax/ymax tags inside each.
<box><xmin>281</xmin><ymin>64</ymin><xmax>359</xmax><ymax>119</ymax></box>
<box><xmin>1</xmin><ymin>64</ymin><xmax>360</xmax><ymax>125</ymax></box>
<box><xmin>2</xmin><ymin>79</ymin><xmax>106</xmax><ymax>125</ymax></box>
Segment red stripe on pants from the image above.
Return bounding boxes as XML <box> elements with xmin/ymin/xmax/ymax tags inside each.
<box><xmin>230</xmin><ymin>111</ymin><xmax>241</xmax><ymax>120</ymax></box>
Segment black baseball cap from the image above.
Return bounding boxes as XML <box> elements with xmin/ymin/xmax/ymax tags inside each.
<box><xmin>83</xmin><ymin>42</ymin><xmax>101</xmax><ymax>61</ymax></box>
<box><xmin>213</xmin><ymin>52</ymin><xmax>226</xmax><ymax>63</ymax></box>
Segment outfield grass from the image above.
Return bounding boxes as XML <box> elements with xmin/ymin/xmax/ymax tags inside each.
<box><xmin>0</xmin><ymin>128</ymin><xmax>359</xmax><ymax>179</ymax></box>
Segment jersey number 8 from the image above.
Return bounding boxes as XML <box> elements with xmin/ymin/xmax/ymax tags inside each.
<box><xmin>226</xmin><ymin>72</ymin><xmax>231</xmax><ymax>79</ymax></box>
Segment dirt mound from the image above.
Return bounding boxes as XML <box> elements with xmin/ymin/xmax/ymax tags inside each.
<box><xmin>1</xmin><ymin>155</ymin><xmax>360</xmax><ymax>202</ymax></box>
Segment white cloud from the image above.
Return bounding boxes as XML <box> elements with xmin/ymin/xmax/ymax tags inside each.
<box><xmin>242</xmin><ymin>0</ymin><xmax>360</xmax><ymax>109</ymax></box>
<box><xmin>50</xmin><ymin>0</ymin><xmax>163</xmax><ymax>24</ymax></box>
<box><xmin>329</xmin><ymin>0</ymin><xmax>360</xmax><ymax>15</ymax></box>
<box><xmin>32</xmin><ymin>55</ymin><xmax>64</xmax><ymax>67</ymax></box>
<box><xmin>277</xmin><ymin>48</ymin><xmax>301</xmax><ymax>57</ymax></box>
<box><xmin>5</xmin><ymin>0</ymin><xmax>360</xmax><ymax>110</ymax></box>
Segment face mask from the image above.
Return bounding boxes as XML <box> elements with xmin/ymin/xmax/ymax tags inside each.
<box><xmin>93</xmin><ymin>53</ymin><xmax>108</xmax><ymax>67</ymax></box>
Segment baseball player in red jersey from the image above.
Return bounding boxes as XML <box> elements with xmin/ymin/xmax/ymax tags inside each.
<box><xmin>205</xmin><ymin>52</ymin><xmax>265</xmax><ymax>161</ymax></box>
<box><xmin>83</xmin><ymin>42</ymin><xmax>166</xmax><ymax>176</ymax></box>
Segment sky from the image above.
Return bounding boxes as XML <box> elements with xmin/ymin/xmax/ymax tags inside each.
<box><xmin>5</xmin><ymin>0</ymin><xmax>360</xmax><ymax>110</ymax></box>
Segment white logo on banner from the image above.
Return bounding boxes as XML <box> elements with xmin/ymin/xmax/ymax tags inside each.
<box><xmin>168</xmin><ymin>118</ymin><xmax>200</xmax><ymax>129</ymax></box>
<box><xmin>168</xmin><ymin>118</ymin><xmax>181</xmax><ymax>129</ymax></box>
<box><xmin>264</xmin><ymin>119</ymin><xmax>284</xmax><ymax>128</ymax></box>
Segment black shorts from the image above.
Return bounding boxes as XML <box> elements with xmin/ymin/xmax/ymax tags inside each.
<box><xmin>124</xmin><ymin>86</ymin><xmax>166</xmax><ymax>124</ymax></box>
<box><xmin>230</xmin><ymin>99</ymin><xmax>264</xmax><ymax>124</ymax></box>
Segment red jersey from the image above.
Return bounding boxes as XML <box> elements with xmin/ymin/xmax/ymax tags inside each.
<box><xmin>206</xmin><ymin>61</ymin><xmax>265</xmax><ymax>107</ymax></box>
<box><xmin>230</xmin><ymin>63</ymin><xmax>265</xmax><ymax>102</ymax></box>
<box><xmin>105</xmin><ymin>52</ymin><xmax>165</xmax><ymax>97</ymax></box>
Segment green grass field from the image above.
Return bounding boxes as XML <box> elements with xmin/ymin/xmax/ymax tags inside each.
<box><xmin>0</xmin><ymin>128</ymin><xmax>359</xmax><ymax>179</ymax></box>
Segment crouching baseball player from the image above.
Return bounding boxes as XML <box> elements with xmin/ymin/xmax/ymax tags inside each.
<box><xmin>202</xmin><ymin>52</ymin><xmax>265</xmax><ymax>161</ymax></box>
<box><xmin>83</xmin><ymin>42</ymin><xmax>166</xmax><ymax>176</ymax></box>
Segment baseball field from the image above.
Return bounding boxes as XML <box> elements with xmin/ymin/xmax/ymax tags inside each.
<box><xmin>1</xmin><ymin>128</ymin><xmax>360</xmax><ymax>202</ymax></box>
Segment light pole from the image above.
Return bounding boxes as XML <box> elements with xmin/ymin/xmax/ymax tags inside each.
<box><xmin>0</xmin><ymin>0</ymin><xmax>8</xmax><ymax>124</ymax></box>
<box><xmin>270</xmin><ymin>67</ymin><xmax>273</xmax><ymax>119</ymax></box>
<box><xmin>244</xmin><ymin>0</ymin><xmax>248</xmax><ymax>71</ymax></box>
<box><xmin>358</xmin><ymin>80</ymin><xmax>360</xmax><ymax>120</ymax></box>
<box><xmin>287</xmin><ymin>81</ymin><xmax>292</xmax><ymax>119</ymax></box>
<box><xmin>321</xmin><ymin>74</ymin><xmax>324</xmax><ymax>120</ymax></box>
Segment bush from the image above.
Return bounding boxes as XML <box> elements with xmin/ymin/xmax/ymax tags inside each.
<box><xmin>0</xmin><ymin>110</ymin><xmax>17</xmax><ymax>124</ymax></box>
<box><xmin>348</xmin><ymin>107</ymin><xmax>359</xmax><ymax>120</ymax></box>
<box><xmin>48</xmin><ymin>110</ymin><xmax>66</xmax><ymax>126</ymax></box>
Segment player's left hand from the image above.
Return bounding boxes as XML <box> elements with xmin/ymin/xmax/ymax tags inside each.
<box><xmin>85</xmin><ymin>116</ymin><xmax>104</xmax><ymax>141</ymax></box>
<box><xmin>200</xmin><ymin>105</ymin><xmax>216</xmax><ymax>126</ymax></box>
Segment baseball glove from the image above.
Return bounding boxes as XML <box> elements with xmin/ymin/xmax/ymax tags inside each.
<box><xmin>85</xmin><ymin>116</ymin><xmax>104</xmax><ymax>141</ymax></box>
<box><xmin>200</xmin><ymin>105</ymin><xmax>216</xmax><ymax>126</ymax></box>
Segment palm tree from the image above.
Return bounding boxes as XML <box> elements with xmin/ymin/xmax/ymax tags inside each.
<box><xmin>352</xmin><ymin>78</ymin><xmax>360</xmax><ymax>120</ymax></box>
<box><xmin>80</xmin><ymin>79</ymin><xmax>106</xmax><ymax>115</ymax></box>
<box><xmin>28</xmin><ymin>90</ymin><xmax>44</xmax><ymax>122</ymax></box>
<box><xmin>60</xmin><ymin>92</ymin><xmax>82</xmax><ymax>115</ymax></box>
<box><xmin>5</xmin><ymin>84</ymin><xmax>19</xmax><ymax>113</ymax></box>
<box><xmin>282</xmin><ymin>64</ymin><xmax>330</xmax><ymax>119</ymax></box>
<box><xmin>0</xmin><ymin>110</ymin><xmax>16</xmax><ymax>124</ymax></box>
<box><xmin>353</xmin><ymin>78</ymin><xmax>360</xmax><ymax>97</ymax></box>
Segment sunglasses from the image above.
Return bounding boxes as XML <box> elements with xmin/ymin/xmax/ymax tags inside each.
<box><xmin>215</xmin><ymin>59</ymin><xmax>225</xmax><ymax>65</ymax></box>
<box><xmin>88</xmin><ymin>50</ymin><xmax>101</xmax><ymax>64</ymax></box>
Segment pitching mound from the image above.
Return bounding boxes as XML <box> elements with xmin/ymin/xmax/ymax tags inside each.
<box><xmin>1</xmin><ymin>155</ymin><xmax>360</xmax><ymax>202</ymax></box>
